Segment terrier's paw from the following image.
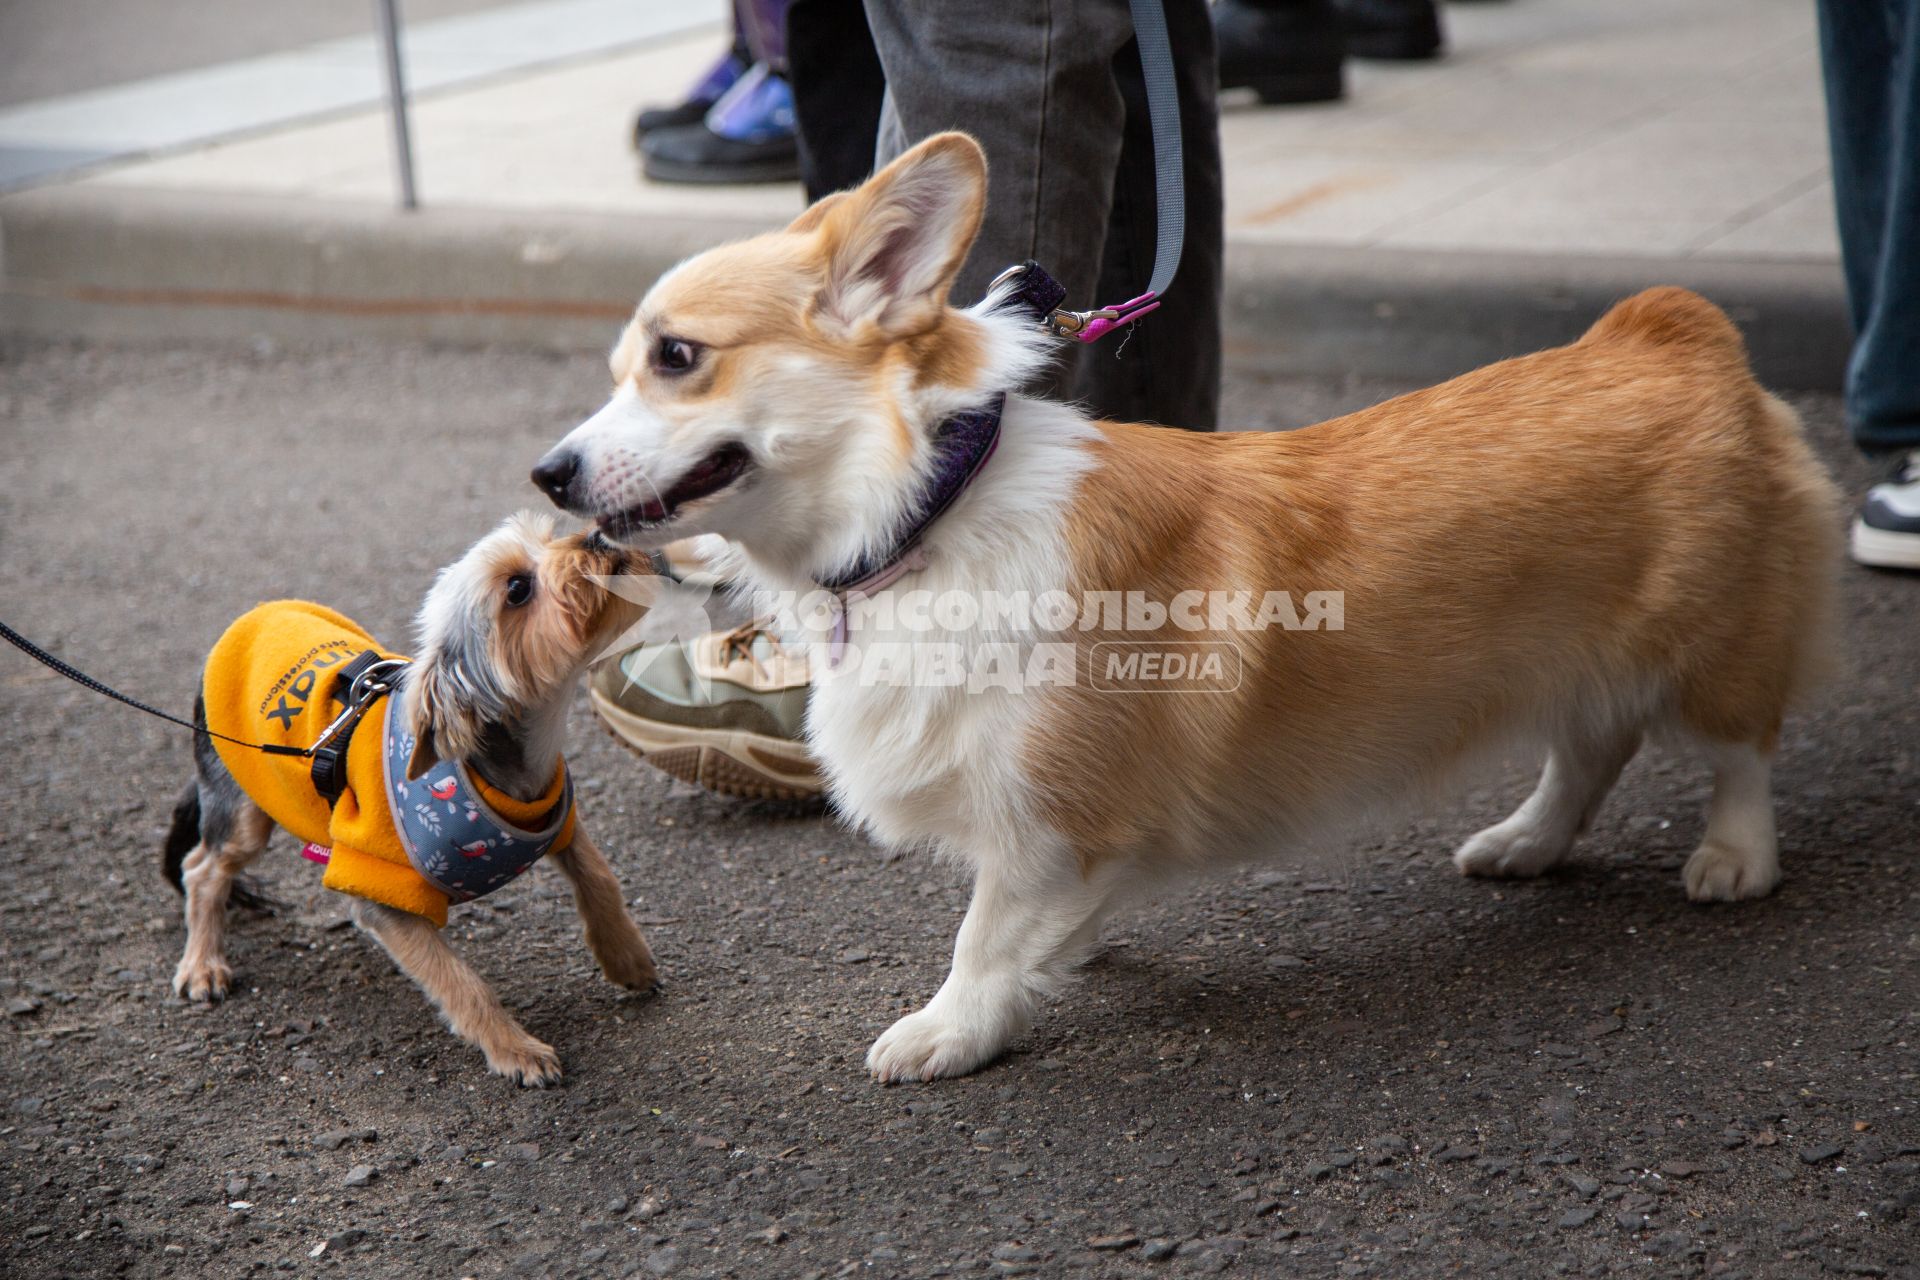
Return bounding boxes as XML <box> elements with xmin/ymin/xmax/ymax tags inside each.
<box><xmin>171</xmin><ymin>955</ymin><xmax>233</xmax><ymax>1002</ymax></box>
<box><xmin>866</xmin><ymin>1006</ymin><xmax>1008</xmax><ymax>1084</ymax></box>
<box><xmin>595</xmin><ymin>936</ymin><xmax>658</xmax><ymax>992</ymax></box>
<box><xmin>486</xmin><ymin>1035</ymin><xmax>564</xmax><ymax>1088</ymax></box>
<box><xmin>1454</xmin><ymin>820</ymin><xmax>1572</xmax><ymax>880</ymax></box>
<box><xmin>1683</xmin><ymin>838</ymin><xmax>1779</xmax><ymax>903</ymax></box>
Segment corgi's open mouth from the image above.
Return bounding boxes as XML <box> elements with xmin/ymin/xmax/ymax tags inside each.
<box><xmin>598</xmin><ymin>443</ymin><xmax>753</xmax><ymax>537</ymax></box>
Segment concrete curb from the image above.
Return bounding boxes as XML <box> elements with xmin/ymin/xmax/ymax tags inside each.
<box><xmin>2</xmin><ymin>182</ymin><xmax>1852</xmax><ymax>390</ymax></box>
<box><xmin>1234</xmin><ymin>244</ymin><xmax>1853</xmax><ymax>392</ymax></box>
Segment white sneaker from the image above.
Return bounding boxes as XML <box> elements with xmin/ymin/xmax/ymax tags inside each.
<box><xmin>1851</xmin><ymin>449</ymin><xmax>1920</xmax><ymax>571</ymax></box>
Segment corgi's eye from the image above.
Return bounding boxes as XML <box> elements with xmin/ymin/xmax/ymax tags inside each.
<box><xmin>653</xmin><ymin>336</ymin><xmax>700</xmax><ymax>375</ymax></box>
<box><xmin>505</xmin><ymin>575</ymin><xmax>534</xmax><ymax>607</ymax></box>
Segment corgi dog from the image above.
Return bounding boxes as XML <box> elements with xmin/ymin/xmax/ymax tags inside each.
<box><xmin>533</xmin><ymin>133</ymin><xmax>1842</xmax><ymax>1082</ymax></box>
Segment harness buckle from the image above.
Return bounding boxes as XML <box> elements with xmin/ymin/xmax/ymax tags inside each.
<box><xmin>308</xmin><ymin>655</ymin><xmax>410</xmax><ymax>805</ymax></box>
<box><xmin>309</xmin><ymin>745</ymin><xmax>349</xmax><ymax>803</ymax></box>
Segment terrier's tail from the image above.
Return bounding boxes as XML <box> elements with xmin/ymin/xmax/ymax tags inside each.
<box><xmin>161</xmin><ymin>697</ymin><xmax>281</xmax><ymax>913</ymax></box>
<box><xmin>161</xmin><ymin>783</ymin><xmax>200</xmax><ymax>894</ymax></box>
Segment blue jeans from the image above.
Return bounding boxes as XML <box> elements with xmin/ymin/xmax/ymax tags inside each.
<box><xmin>1817</xmin><ymin>0</ymin><xmax>1920</xmax><ymax>454</ymax></box>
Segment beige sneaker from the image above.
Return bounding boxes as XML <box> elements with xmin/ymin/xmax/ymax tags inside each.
<box><xmin>590</xmin><ymin>621</ymin><xmax>821</xmax><ymax>800</ymax></box>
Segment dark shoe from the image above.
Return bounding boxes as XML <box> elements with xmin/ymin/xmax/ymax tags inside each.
<box><xmin>1213</xmin><ymin>0</ymin><xmax>1347</xmax><ymax>105</ymax></box>
<box><xmin>1338</xmin><ymin>0</ymin><xmax>1445</xmax><ymax>60</ymax></box>
<box><xmin>641</xmin><ymin>63</ymin><xmax>800</xmax><ymax>185</ymax></box>
<box><xmin>1851</xmin><ymin>449</ymin><xmax>1920</xmax><ymax>570</ymax></box>
<box><xmin>643</xmin><ymin>124</ymin><xmax>801</xmax><ymax>184</ymax></box>
<box><xmin>632</xmin><ymin>48</ymin><xmax>747</xmax><ymax>147</ymax></box>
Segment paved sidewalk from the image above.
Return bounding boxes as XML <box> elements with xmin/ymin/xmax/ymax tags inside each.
<box><xmin>0</xmin><ymin>0</ymin><xmax>726</xmax><ymax>189</ymax></box>
<box><xmin>4</xmin><ymin>0</ymin><xmax>1836</xmax><ymax>257</ymax></box>
<box><xmin>0</xmin><ymin>0</ymin><xmax>1851</xmax><ymax>386</ymax></box>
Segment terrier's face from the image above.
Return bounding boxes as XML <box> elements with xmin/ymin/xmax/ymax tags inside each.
<box><xmin>404</xmin><ymin>511</ymin><xmax>640</xmax><ymax>776</ymax></box>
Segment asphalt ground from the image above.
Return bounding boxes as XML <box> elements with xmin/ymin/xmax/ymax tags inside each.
<box><xmin>0</xmin><ymin>334</ymin><xmax>1915</xmax><ymax>1279</ymax></box>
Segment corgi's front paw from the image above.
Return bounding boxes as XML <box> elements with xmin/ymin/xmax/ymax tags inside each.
<box><xmin>485</xmin><ymin>1034</ymin><xmax>563</xmax><ymax>1087</ymax></box>
<box><xmin>1683</xmin><ymin>837</ymin><xmax>1779</xmax><ymax>903</ymax></box>
<box><xmin>866</xmin><ymin>1005</ymin><xmax>1008</xmax><ymax>1084</ymax></box>
<box><xmin>1453</xmin><ymin>819</ymin><xmax>1572</xmax><ymax>880</ymax></box>
<box><xmin>172</xmin><ymin>955</ymin><xmax>233</xmax><ymax>1002</ymax></box>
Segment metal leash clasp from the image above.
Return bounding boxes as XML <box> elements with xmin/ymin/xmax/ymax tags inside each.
<box><xmin>1043</xmin><ymin>305</ymin><xmax>1119</xmax><ymax>338</ymax></box>
<box><xmin>307</xmin><ymin>657</ymin><xmax>409</xmax><ymax>803</ymax></box>
<box><xmin>308</xmin><ymin>659</ymin><xmax>409</xmax><ymax>757</ymax></box>
<box><xmin>988</xmin><ymin>263</ymin><xmax>1160</xmax><ymax>345</ymax></box>
<box><xmin>1057</xmin><ymin>292</ymin><xmax>1160</xmax><ymax>343</ymax></box>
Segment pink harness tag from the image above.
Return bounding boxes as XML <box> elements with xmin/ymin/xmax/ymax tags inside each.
<box><xmin>300</xmin><ymin>842</ymin><xmax>332</xmax><ymax>865</ymax></box>
<box><xmin>828</xmin><ymin>545</ymin><xmax>931</xmax><ymax>667</ymax></box>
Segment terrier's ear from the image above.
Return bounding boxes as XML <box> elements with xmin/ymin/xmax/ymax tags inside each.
<box><xmin>811</xmin><ymin>132</ymin><xmax>987</xmax><ymax>338</ymax></box>
<box><xmin>403</xmin><ymin>676</ymin><xmax>444</xmax><ymax>781</ymax></box>
<box><xmin>404</xmin><ymin>723</ymin><xmax>441</xmax><ymax>782</ymax></box>
<box><xmin>401</xmin><ymin>663</ymin><xmax>487</xmax><ymax>781</ymax></box>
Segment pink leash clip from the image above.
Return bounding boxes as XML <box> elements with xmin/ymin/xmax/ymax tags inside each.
<box><xmin>1066</xmin><ymin>292</ymin><xmax>1162</xmax><ymax>343</ymax></box>
<box><xmin>989</xmin><ymin>262</ymin><xmax>1164</xmax><ymax>346</ymax></box>
<box><xmin>992</xmin><ymin>0</ymin><xmax>1184</xmax><ymax>347</ymax></box>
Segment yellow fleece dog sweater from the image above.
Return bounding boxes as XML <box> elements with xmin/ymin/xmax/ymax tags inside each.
<box><xmin>203</xmin><ymin>601</ymin><xmax>573</xmax><ymax>928</ymax></box>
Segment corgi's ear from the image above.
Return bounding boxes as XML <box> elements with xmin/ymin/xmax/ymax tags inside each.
<box><xmin>786</xmin><ymin>189</ymin><xmax>848</xmax><ymax>235</ymax></box>
<box><xmin>811</xmin><ymin>132</ymin><xmax>987</xmax><ymax>338</ymax></box>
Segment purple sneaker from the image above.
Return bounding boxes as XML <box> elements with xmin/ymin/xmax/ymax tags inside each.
<box><xmin>641</xmin><ymin>63</ymin><xmax>799</xmax><ymax>185</ymax></box>
<box><xmin>632</xmin><ymin>46</ymin><xmax>748</xmax><ymax>146</ymax></box>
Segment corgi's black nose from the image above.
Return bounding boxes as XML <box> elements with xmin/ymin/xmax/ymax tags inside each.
<box><xmin>531</xmin><ymin>450</ymin><xmax>579</xmax><ymax>505</ymax></box>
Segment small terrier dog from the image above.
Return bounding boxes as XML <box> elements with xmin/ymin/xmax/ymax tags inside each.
<box><xmin>162</xmin><ymin>513</ymin><xmax>654</xmax><ymax>1085</ymax></box>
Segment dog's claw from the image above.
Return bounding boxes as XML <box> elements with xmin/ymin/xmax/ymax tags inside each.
<box><xmin>487</xmin><ymin>1036</ymin><xmax>563</xmax><ymax>1087</ymax></box>
<box><xmin>1452</xmin><ymin>821</ymin><xmax>1572</xmax><ymax>880</ymax></box>
<box><xmin>171</xmin><ymin>957</ymin><xmax>233</xmax><ymax>1003</ymax></box>
<box><xmin>603</xmin><ymin>961</ymin><xmax>659</xmax><ymax>992</ymax></box>
<box><xmin>866</xmin><ymin>1005</ymin><xmax>1008</xmax><ymax>1083</ymax></box>
<box><xmin>595</xmin><ymin>937</ymin><xmax>659</xmax><ymax>992</ymax></box>
<box><xmin>1683</xmin><ymin>837</ymin><xmax>1780</xmax><ymax>902</ymax></box>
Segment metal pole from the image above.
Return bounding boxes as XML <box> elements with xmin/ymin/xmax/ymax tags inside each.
<box><xmin>374</xmin><ymin>0</ymin><xmax>418</xmax><ymax>210</ymax></box>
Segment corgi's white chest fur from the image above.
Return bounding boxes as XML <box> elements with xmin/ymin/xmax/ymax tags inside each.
<box><xmin>804</xmin><ymin>397</ymin><xmax>1096</xmax><ymax>860</ymax></box>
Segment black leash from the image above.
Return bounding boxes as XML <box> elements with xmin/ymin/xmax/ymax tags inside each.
<box><xmin>0</xmin><ymin>618</ymin><xmax>305</xmax><ymax>756</ymax></box>
<box><xmin>0</xmin><ymin>619</ymin><xmax>404</xmax><ymax>795</ymax></box>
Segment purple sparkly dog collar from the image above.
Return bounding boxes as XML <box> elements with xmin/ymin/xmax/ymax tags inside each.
<box><xmin>818</xmin><ymin>393</ymin><xmax>1004</xmax><ymax>661</ymax></box>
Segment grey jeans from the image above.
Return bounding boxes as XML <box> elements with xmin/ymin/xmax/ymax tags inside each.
<box><xmin>864</xmin><ymin>0</ymin><xmax>1223</xmax><ymax>430</ymax></box>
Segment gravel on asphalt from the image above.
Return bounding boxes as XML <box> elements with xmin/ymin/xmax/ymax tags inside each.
<box><xmin>0</xmin><ymin>335</ymin><xmax>1915</xmax><ymax>1279</ymax></box>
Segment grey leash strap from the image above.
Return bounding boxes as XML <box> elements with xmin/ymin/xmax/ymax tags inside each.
<box><xmin>1130</xmin><ymin>0</ymin><xmax>1185</xmax><ymax>300</ymax></box>
<box><xmin>1013</xmin><ymin>0</ymin><xmax>1187</xmax><ymax>343</ymax></box>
